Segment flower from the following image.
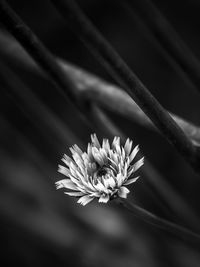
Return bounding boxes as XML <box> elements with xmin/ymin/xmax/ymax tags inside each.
<box><xmin>56</xmin><ymin>134</ymin><xmax>144</xmax><ymax>206</ymax></box>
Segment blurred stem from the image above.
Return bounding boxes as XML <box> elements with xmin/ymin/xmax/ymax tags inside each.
<box><xmin>0</xmin><ymin>61</ymin><xmax>81</xmax><ymax>148</ymax></box>
<box><xmin>117</xmin><ymin>198</ymin><xmax>200</xmax><ymax>247</ymax></box>
<box><xmin>0</xmin><ymin>0</ymin><xmax>200</xmax><ymax>170</ymax></box>
<box><xmin>123</xmin><ymin>0</ymin><xmax>200</xmax><ymax>94</ymax></box>
<box><xmin>1</xmin><ymin>33</ymin><xmax>200</xmax><ymax>147</ymax></box>
<box><xmin>0</xmin><ymin>0</ymin><xmax>91</xmax><ymax>129</ymax></box>
<box><xmin>50</xmin><ymin>0</ymin><xmax>200</xmax><ymax>173</ymax></box>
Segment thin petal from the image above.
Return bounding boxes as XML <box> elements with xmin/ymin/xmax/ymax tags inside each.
<box><xmin>91</xmin><ymin>133</ymin><xmax>101</xmax><ymax>149</ymax></box>
<box><xmin>72</xmin><ymin>144</ymin><xmax>83</xmax><ymax>156</ymax></box>
<box><xmin>77</xmin><ymin>195</ymin><xmax>94</xmax><ymax>206</ymax></box>
<box><xmin>75</xmin><ymin>170</ymin><xmax>87</xmax><ymax>183</ymax></box>
<box><xmin>122</xmin><ymin>161</ymin><xmax>128</xmax><ymax>179</ymax></box>
<box><xmin>116</xmin><ymin>145</ymin><xmax>121</xmax><ymax>156</ymax></box>
<box><xmin>58</xmin><ymin>165</ymin><xmax>71</xmax><ymax>177</ymax></box>
<box><xmin>68</xmin><ymin>176</ymin><xmax>85</xmax><ymax>190</ymax></box>
<box><xmin>124</xmin><ymin>138</ymin><xmax>133</xmax><ymax>156</ymax></box>
<box><xmin>133</xmin><ymin>157</ymin><xmax>144</xmax><ymax>172</ymax></box>
<box><xmin>116</xmin><ymin>173</ymin><xmax>124</xmax><ymax>187</ymax></box>
<box><xmin>102</xmin><ymin>138</ymin><xmax>110</xmax><ymax>153</ymax></box>
<box><xmin>71</xmin><ymin>153</ymin><xmax>83</xmax><ymax>167</ymax></box>
<box><xmin>90</xmin><ymin>191</ymin><xmax>101</xmax><ymax>197</ymax></box>
<box><xmin>124</xmin><ymin>176</ymin><xmax>140</xmax><ymax>185</ymax></box>
<box><xmin>62</xmin><ymin>154</ymin><xmax>73</xmax><ymax>167</ymax></box>
<box><xmin>109</xmin><ymin>152</ymin><xmax>119</xmax><ymax>167</ymax></box>
<box><xmin>92</xmin><ymin>147</ymin><xmax>105</xmax><ymax>166</ymax></box>
<box><xmin>129</xmin><ymin>145</ymin><xmax>139</xmax><ymax>163</ymax></box>
<box><xmin>104</xmin><ymin>176</ymin><xmax>116</xmax><ymax>189</ymax></box>
<box><xmin>82</xmin><ymin>152</ymin><xmax>90</xmax><ymax>167</ymax></box>
<box><xmin>87</xmin><ymin>162</ymin><xmax>97</xmax><ymax>175</ymax></box>
<box><xmin>108</xmin><ymin>155</ymin><xmax>118</xmax><ymax>168</ymax></box>
<box><xmin>64</xmin><ymin>191</ymin><xmax>85</xmax><ymax>197</ymax></box>
<box><xmin>55</xmin><ymin>179</ymin><xmax>78</xmax><ymax>190</ymax></box>
<box><xmin>99</xmin><ymin>194</ymin><xmax>110</xmax><ymax>203</ymax></box>
<box><xmin>99</xmin><ymin>148</ymin><xmax>108</xmax><ymax>162</ymax></box>
<box><xmin>121</xmin><ymin>147</ymin><xmax>126</xmax><ymax>161</ymax></box>
<box><xmin>118</xmin><ymin>186</ymin><xmax>130</xmax><ymax>198</ymax></box>
<box><xmin>87</xmin><ymin>143</ymin><xmax>94</xmax><ymax>162</ymax></box>
<box><xmin>70</xmin><ymin>161</ymin><xmax>83</xmax><ymax>178</ymax></box>
<box><xmin>94</xmin><ymin>181</ymin><xmax>106</xmax><ymax>191</ymax></box>
<box><xmin>112</xmin><ymin>136</ymin><xmax>120</xmax><ymax>151</ymax></box>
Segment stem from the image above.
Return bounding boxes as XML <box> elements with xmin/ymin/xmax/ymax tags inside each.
<box><xmin>0</xmin><ymin>61</ymin><xmax>80</xmax><ymax>147</ymax></box>
<box><xmin>1</xmin><ymin>32</ymin><xmax>200</xmax><ymax>146</ymax></box>
<box><xmin>50</xmin><ymin>0</ymin><xmax>200</xmax><ymax>172</ymax></box>
<box><xmin>0</xmin><ymin>0</ymin><xmax>90</xmax><ymax>129</ymax></box>
<box><xmin>74</xmin><ymin>69</ymin><xmax>200</xmax><ymax>146</ymax></box>
<box><xmin>117</xmin><ymin>198</ymin><xmax>200</xmax><ymax>247</ymax></box>
<box><xmin>123</xmin><ymin>0</ymin><xmax>200</xmax><ymax>94</ymax></box>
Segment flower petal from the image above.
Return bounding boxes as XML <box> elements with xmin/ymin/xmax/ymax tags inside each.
<box><xmin>91</xmin><ymin>133</ymin><xmax>101</xmax><ymax>149</ymax></box>
<box><xmin>112</xmin><ymin>136</ymin><xmax>120</xmax><ymax>152</ymax></box>
<box><xmin>90</xmin><ymin>191</ymin><xmax>101</xmax><ymax>197</ymax></box>
<box><xmin>124</xmin><ymin>138</ymin><xmax>133</xmax><ymax>156</ymax></box>
<box><xmin>99</xmin><ymin>148</ymin><xmax>108</xmax><ymax>162</ymax></box>
<box><xmin>94</xmin><ymin>181</ymin><xmax>106</xmax><ymax>192</ymax></box>
<box><xmin>62</xmin><ymin>154</ymin><xmax>73</xmax><ymax>167</ymax></box>
<box><xmin>69</xmin><ymin>162</ymin><xmax>79</xmax><ymax>178</ymax></box>
<box><xmin>55</xmin><ymin>179</ymin><xmax>78</xmax><ymax>190</ymax></box>
<box><xmin>116</xmin><ymin>173</ymin><xmax>124</xmax><ymax>187</ymax></box>
<box><xmin>129</xmin><ymin>145</ymin><xmax>139</xmax><ymax>163</ymax></box>
<box><xmin>77</xmin><ymin>195</ymin><xmax>94</xmax><ymax>206</ymax></box>
<box><xmin>72</xmin><ymin>144</ymin><xmax>83</xmax><ymax>156</ymax></box>
<box><xmin>118</xmin><ymin>186</ymin><xmax>130</xmax><ymax>198</ymax></box>
<box><xmin>121</xmin><ymin>147</ymin><xmax>126</xmax><ymax>161</ymax></box>
<box><xmin>64</xmin><ymin>191</ymin><xmax>85</xmax><ymax>197</ymax></box>
<box><xmin>87</xmin><ymin>143</ymin><xmax>94</xmax><ymax>162</ymax></box>
<box><xmin>104</xmin><ymin>176</ymin><xmax>116</xmax><ymax>189</ymax></box>
<box><xmin>102</xmin><ymin>138</ymin><xmax>110</xmax><ymax>153</ymax></box>
<box><xmin>58</xmin><ymin>165</ymin><xmax>71</xmax><ymax>177</ymax></box>
<box><xmin>133</xmin><ymin>157</ymin><xmax>144</xmax><ymax>172</ymax></box>
<box><xmin>99</xmin><ymin>194</ymin><xmax>110</xmax><ymax>203</ymax></box>
<box><xmin>124</xmin><ymin>176</ymin><xmax>140</xmax><ymax>185</ymax></box>
<box><xmin>92</xmin><ymin>147</ymin><xmax>105</xmax><ymax>166</ymax></box>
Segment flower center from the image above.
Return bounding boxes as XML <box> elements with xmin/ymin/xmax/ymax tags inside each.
<box><xmin>92</xmin><ymin>165</ymin><xmax>112</xmax><ymax>185</ymax></box>
<box><xmin>96</xmin><ymin>166</ymin><xmax>108</xmax><ymax>177</ymax></box>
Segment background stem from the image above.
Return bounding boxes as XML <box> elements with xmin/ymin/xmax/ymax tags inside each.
<box><xmin>50</xmin><ymin>0</ymin><xmax>200</xmax><ymax>172</ymax></box>
<box><xmin>117</xmin><ymin>198</ymin><xmax>200</xmax><ymax>248</ymax></box>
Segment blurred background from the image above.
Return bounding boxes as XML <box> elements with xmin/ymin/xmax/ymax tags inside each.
<box><xmin>1</xmin><ymin>0</ymin><xmax>200</xmax><ymax>266</ymax></box>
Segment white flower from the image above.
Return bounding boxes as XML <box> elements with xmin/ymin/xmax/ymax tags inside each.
<box><xmin>56</xmin><ymin>134</ymin><xmax>144</xmax><ymax>206</ymax></box>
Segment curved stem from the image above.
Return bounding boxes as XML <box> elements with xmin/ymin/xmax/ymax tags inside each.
<box><xmin>0</xmin><ymin>0</ymin><xmax>92</xmax><ymax>130</ymax></box>
<box><xmin>117</xmin><ymin>198</ymin><xmax>200</xmax><ymax>247</ymax></box>
<box><xmin>123</xmin><ymin>0</ymin><xmax>200</xmax><ymax>94</ymax></box>
<box><xmin>50</xmin><ymin>0</ymin><xmax>200</xmax><ymax>172</ymax></box>
<box><xmin>0</xmin><ymin>33</ymin><xmax>200</xmax><ymax>146</ymax></box>
<box><xmin>0</xmin><ymin>0</ymin><xmax>199</xmax><ymax>171</ymax></box>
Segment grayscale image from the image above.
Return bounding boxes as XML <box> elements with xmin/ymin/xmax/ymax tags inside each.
<box><xmin>1</xmin><ymin>0</ymin><xmax>200</xmax><ymax>266</ymax></box>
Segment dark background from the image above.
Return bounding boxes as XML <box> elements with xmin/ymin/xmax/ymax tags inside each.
<box><xmin>1</xmin><ymin>0</ymin><xmax>200</xmax><ymax>266</ymax></box>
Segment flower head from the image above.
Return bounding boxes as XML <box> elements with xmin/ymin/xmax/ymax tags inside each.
<box><xmin>56</xmin><ymin>134</ymin><xmax>144</xmax><ymax>206</ymax></box>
